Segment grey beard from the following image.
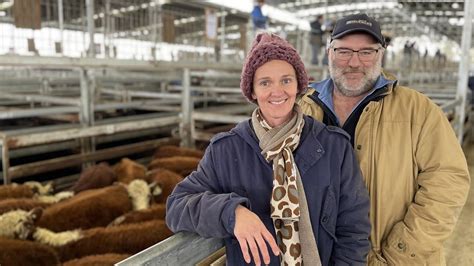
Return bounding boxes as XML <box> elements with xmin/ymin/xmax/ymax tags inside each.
<box><xmin>329</xmin><ymin>57</ymin><xmax>382</xmax><ymax>97</ymax></box>
<box><xmin>333</xmin><ymin>77</ymin><xmax>377</xmax><ymax>97</ymax></box>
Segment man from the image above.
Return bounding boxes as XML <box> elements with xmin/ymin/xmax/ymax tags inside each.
<box><xmin>298</xmin><ymin>13</ymin><xmax>470</xmax><ymax>265</ymax></box>
<box><xmin>251</xmin><ymin>0</ymin><xmax>268</xmax><ymax>34</ymax></box>
<box><xmin>310</xmin><ymin>15</ymin><xmax>324</xmax><ymax>65</ymax></box>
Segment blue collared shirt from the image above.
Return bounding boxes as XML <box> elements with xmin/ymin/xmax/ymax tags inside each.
<box><xmin>309</xmin><ymin>75</ymin><xmax>395</xmax><ymax>125</ymax></box>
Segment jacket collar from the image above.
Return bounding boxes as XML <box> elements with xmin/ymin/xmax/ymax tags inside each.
<box><xmin>309</xmin><ymin>71</ymin><xmax>396</xmax><ymax>114</ymax></box>
<box><xmin>232</xmin><ymin>116</ymin><xmax>325</xmax><ymax>175</ymax></box>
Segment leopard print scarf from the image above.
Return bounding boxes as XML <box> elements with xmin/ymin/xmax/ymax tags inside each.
<box><xmin>251</xmin><ymin>105</ymin><xmax>307</xmax><ymax>265</ymax></box>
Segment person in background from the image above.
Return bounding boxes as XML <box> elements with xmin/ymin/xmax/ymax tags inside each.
<box><xmin>251</xmin><ymin>0</ymin><xmax>268</xmax><ymax>35</ymax></box>
<box><xmin>298</xmin><ymin>13</ymin><xmax>470</xmax><ymax>265</ymax></box>
<box><xmin>167</xmin><ymin>33</ymin><xmax>371</xmax><ymax>265</ymax></box>
<box><xmin>422</xmin><ymin>48</ymin><xmax>428</xmax><ymax>70</ymax></box>
<box><xmin>310</xmin><ymin>15</ymin><xmax>324</xmax><ymax>65</ymax></box>
<box><xmin>403</xmin><ymin>40</ymin><xmax>417</xmax><ymax>69</ymax></box>
<box><xmin>381</xmin><ymin>34</ymin><xmax>391</xmax><ymax>68</ymax></box>
<box><xmin>321</xmin><ymin>17</ymin><xmax>335</xmax><ymax>66</ymax></box>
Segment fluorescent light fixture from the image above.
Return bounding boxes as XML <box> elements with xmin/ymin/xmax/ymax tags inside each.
<box><xmin>298</xmin><ymin>1</ymin><xmax>400</xmax><ymax>17</ymax></box>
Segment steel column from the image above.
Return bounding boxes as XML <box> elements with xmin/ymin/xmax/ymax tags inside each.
<box><xmin>79</xmin><ymin>68</ymin><xmax>94</xmax><ymax>168</ymax></box>
<box><xmin>1</xmin><ymin>137</ymin><xmax>10</xmax><ymax>184</ymax></box>
<box><xmin>180</xmin><ymin>68</ymin><xmax>193</xmax><ymax>148</ymax></box>
<box><xmin>455</xmin><ymin>0</ymin><xmax>473</xmax><ymax>143</ymax></box>
<box><xmin>220</xmin><ymin>7</ymin><xmax>226</xmax><ymax>61</ymax></box>
<box><xmin>86</xmin><ymin>0</ymin><xmax>95</xmax><ymax>57</ymax></box>
<box><xmin>58</xmin><ymin>0</ymin><xmax>64</xmax><ymax>54</ymax></box>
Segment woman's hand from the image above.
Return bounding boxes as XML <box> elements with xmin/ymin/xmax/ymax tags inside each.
<box><xmin>234</xmin><ymin>205</ymin><xmax>280</xmax><ymax>265</ymax></box>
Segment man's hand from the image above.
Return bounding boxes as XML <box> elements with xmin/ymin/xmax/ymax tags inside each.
<box><xmin>234</xmin><ymin>205</ymin><xmax>280</xmax><ymax>265</ymax></box>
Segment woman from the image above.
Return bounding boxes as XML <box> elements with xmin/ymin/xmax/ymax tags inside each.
<box><xmin>166</xmin><ymin>33</ymin><xmax>370</xmax><ymax>265</ymax></box>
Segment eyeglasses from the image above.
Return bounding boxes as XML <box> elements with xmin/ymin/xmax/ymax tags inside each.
<box><xmin>332</xmin><ymin>47</ymin><xmax>382</xmax><ymax>62</ymax></box>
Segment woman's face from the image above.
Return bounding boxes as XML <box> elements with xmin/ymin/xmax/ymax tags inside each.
<box><xmin>252</xmin><ymin>60</ymin><xmax>298</xmax><ymax>127</ymax></box>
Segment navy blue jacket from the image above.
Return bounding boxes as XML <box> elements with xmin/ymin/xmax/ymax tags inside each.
<box><xmin>251</xmin><ymin>5</ymin><xmax>267</xmax><ymax>29</ymax></box>
<box><xmin>166</xmin><ymin>116</ymin><xmax>370</xmax><ymax>265</ymax></box>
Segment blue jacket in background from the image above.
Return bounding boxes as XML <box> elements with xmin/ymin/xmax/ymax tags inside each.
<box><xmin>251</xmin><ymin>5</ymin><xmax>267</xmax><ymax>29</ymax></box>
<box><xmin>166</xmin><ymin>116</ymin><xmax>370</xmax><ymax>265</ymax></box>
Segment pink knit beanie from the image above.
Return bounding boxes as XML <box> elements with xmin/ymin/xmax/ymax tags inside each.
<box><xmin>240</xmin><ymin>33</ymin><xmax>308</xmax><ymax>103</ymax></box>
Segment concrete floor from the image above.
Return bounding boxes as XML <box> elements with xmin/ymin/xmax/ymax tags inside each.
<box><xmin>444</xmin><ymin>141</ymin><xmax>474</xmax><ymax>265</ymax></box>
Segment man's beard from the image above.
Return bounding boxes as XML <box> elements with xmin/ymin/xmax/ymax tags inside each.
<box><xmin>329</xmin><ymin>59</ymin><xmax>382</xmax><ymax>97</ymax></box>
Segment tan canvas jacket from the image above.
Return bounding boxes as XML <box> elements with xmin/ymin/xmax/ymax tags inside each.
<box><xmin>298</xmin><ymin>73</ymin><xmax>470</xmax><ymax>265</ymax></box>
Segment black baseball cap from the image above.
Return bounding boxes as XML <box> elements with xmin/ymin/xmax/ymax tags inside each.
<box><xmin>331</xmin><ymin>13</ymin><xmax>385</xmax><ymax>47</ymax></box>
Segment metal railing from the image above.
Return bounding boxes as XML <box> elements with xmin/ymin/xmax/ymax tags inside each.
<box><xmin>116</xmin><ymin>232</ymin><xmax>224</xmax><ymax>266</ymax></box>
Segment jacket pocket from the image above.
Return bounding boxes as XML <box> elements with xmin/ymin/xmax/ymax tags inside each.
<box><xmin>320</xmin><ymin>187</ymin><xmax>337</xmax><ymax>242</ymax></box>
<box><xmin>383</xmin><ymin>222</ymin><xmax>442</xmax><ymax>265</ymax></box>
